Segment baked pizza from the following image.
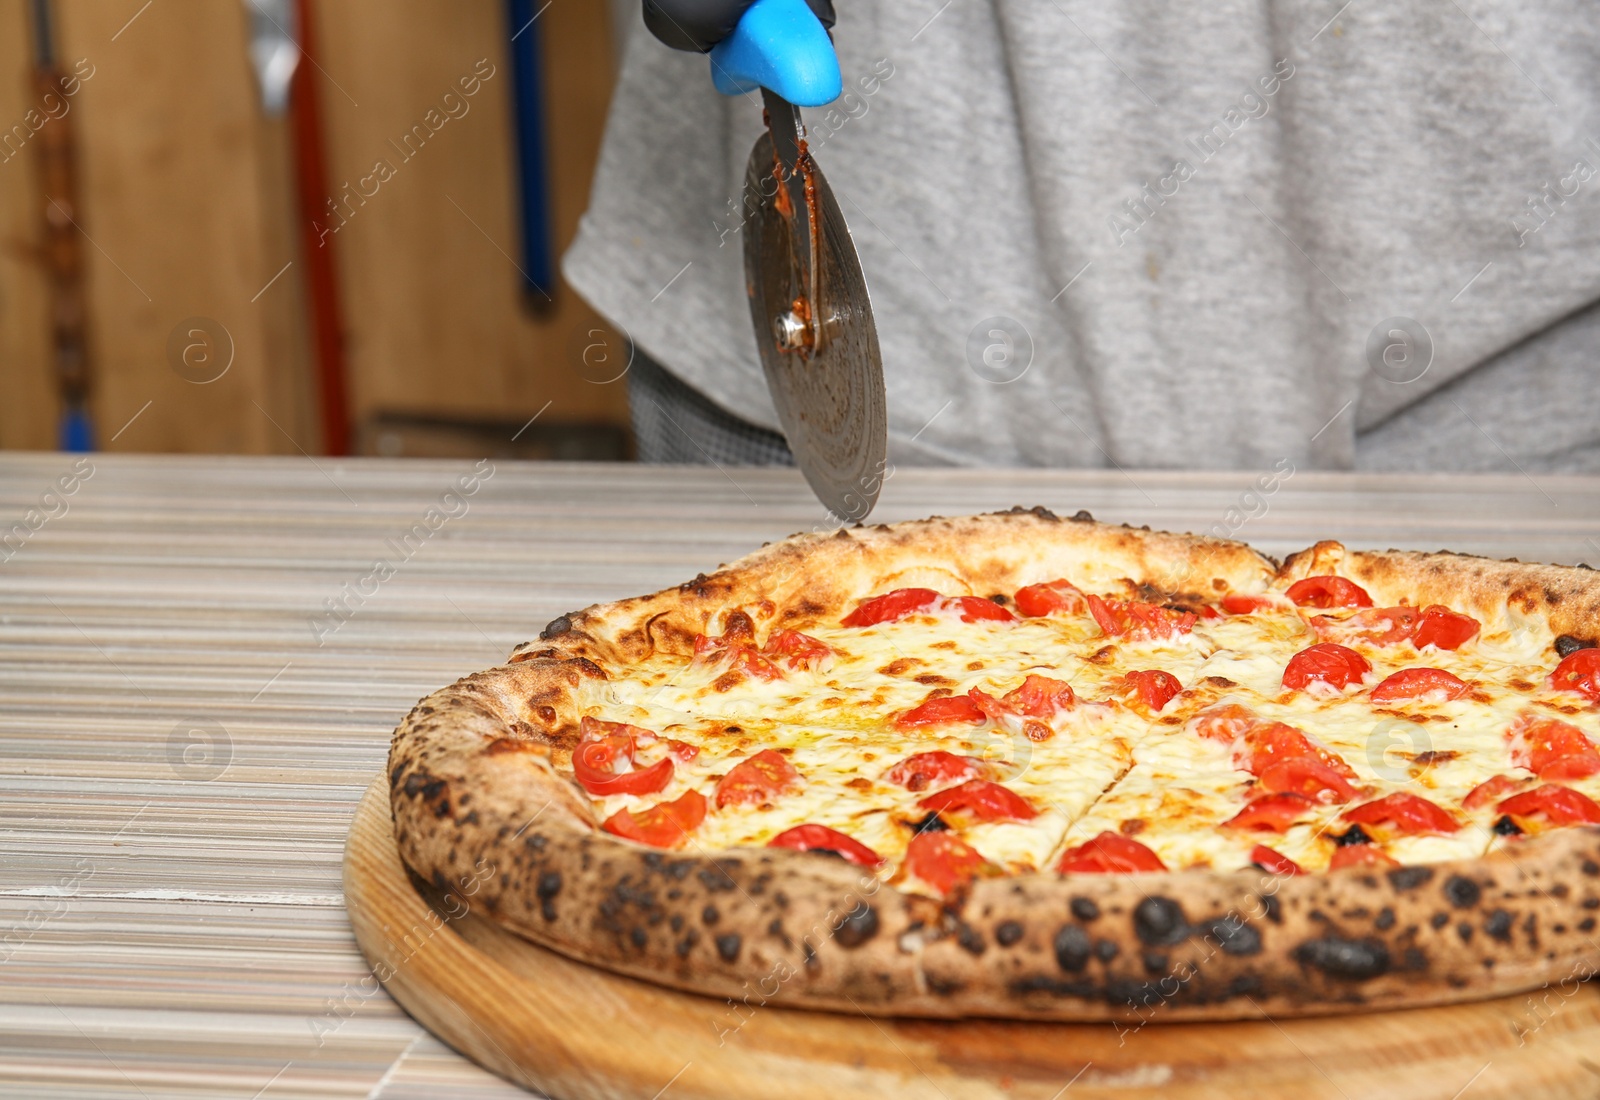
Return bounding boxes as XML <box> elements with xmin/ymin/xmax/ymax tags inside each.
<box><xmin>388</xmin><ymin>509</ymin><xmax>1600</xmax><ymax>1020</ymax></box>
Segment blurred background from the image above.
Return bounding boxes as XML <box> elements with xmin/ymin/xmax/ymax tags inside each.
<box><xmin>0</xmin><ymin>0</ymin><xmax>637</xmax><ymax>460</ymax></box>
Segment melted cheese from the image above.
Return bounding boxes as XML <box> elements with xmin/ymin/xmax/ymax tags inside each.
<box><xmin>569</xmin><ymin>583</ymin><xmax>1597</xmax><ymax>893</ymax></box>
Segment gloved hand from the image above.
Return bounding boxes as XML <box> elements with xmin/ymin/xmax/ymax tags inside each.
<box><xmin>643</xmin><ymin>0</ymin><xmax>834</xmax><ymax>53</ymax></box>
<box><xmin>643</xmin><ymin>0</ymin><xmax>842</xmax><ymax>106</ymax></box>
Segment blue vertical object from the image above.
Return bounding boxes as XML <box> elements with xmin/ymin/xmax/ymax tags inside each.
<box><xmin>59</xmin><ymin>409</ymin><xmax>94</xmax><ymax>452</ymax></box>
<box><xmin>507</xmin><ymin>0</ymin><xmax>554</xmax><ymax>302</ymax></box>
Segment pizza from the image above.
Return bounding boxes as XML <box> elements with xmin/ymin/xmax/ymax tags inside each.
<box><xmin>388</xmin><ymin>508</ymin><xmax>1600</xmax><ymax>1020</ymax></box>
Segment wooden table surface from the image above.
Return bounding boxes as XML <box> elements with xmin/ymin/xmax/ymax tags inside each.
<box><xmin>3</xmin><ymin>453</ymin><xmax>1598</xmax><ymax>1099</ymax></box>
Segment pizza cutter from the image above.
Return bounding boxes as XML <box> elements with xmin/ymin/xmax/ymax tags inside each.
<box><xmin>710</xmin><ymin>0</ymin><xmax>888</xmax><ymax>522</ymax></box>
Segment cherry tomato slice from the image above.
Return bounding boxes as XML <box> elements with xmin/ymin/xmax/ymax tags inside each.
<box><xmin>713</xmin><ymin>748</ymin><xmax>801</xmax><ymax>808</ymax></box>
<box><xmin>692</xmin><ymin>632</ymin><xmax>783</xmax><ymax>681</ymax></box>
<box><xmin>1496</xmin><ymin>784</ymin><xmax>1600</xmax><ymax>827</ymax></box>
<box><xmin>762</xmin><ymin>629</ymin><xmax>833</xmax><ymax>670</ymax></box>
<box><xmin>1085</xmin><ymin>594</ymin><xmax>1197</xmax><ymax>641</ymax></box>
<box><xmin>970</xmin><ymin>674</ymin><xmax>1077</xmax><ymax>724</ymax></box>
<box><xmin>1013</xmin><ymin>579</ymin><xmax>1087</xmax><ymax>617</ymax></box>
<box><xmin>1463</xmin><ymin>774</ymin><xmax>1524</xmax><ymax>812</ymax></box>
<box><xmin>572</xmin><ymin>735</ymin><xmax>675</xmax><ymax>796</ymax></box>
<box><xmin>1342</xmin><ymin>792</ymin><xmax>1460</xmax><ymax>835</ymax></box>
<box><xmin>602</xmin><ymin>790</ymin><xmax>708</xmax><ymax>848</ymax></box>
<box><xmin>1286</xmin><ymin>576</ymin><xmax>1374</xmax><ymax>609</ymax></box>
<box><xmin>950</xmin><ymin>596</ymin><xmax>1017</xmax><ymax>623</ymax></box>
<box><xmin>841</xmin><ymin>588</ymin><xmax>940</xmax><ymax>627</ymax></box>
<box><xmin>894</xmin><ymin>694</ymin><xmax>987</xmax><ymax>729</ymax></box>
<box><xmin>1056</xmin><ymin>831</ymin><xmax>1167</xmax><ymax>873</ymax></box>
<box><xmin>1508</xmin><ymin>712</ymin><xmax>1600</xmax><ymax>781</ymax></box>
<box><xmin>1282</xmin><ymin>643</ymin><xmax>1372</xmax><ymax>693</ymax></box>
<box><xmin>1249</xmin><ymin>844</ymin><xmax>1304</xmax><ymax>876</ymax></box>
<box><xmin>1224</xmin><ymin>792</ymin><xmax>1320</xmax><ymax>832</ymax></box>
<box><xmin>884</xmin><ymin>751</ymin><xmax>985</xmax><ymax>792</ymax></box>
<box><xmin>902</xmin><ymin>831</ymin><xmax>991</xmax><ymax>894</ymax></box>
<box><xmin>1191</xmin><ymin>703</ymin><xmax>1262</xmax><ymax>744</ymax></box>
<box><xmin>1255</xmin><ymin>757</ymin><xmax>1360</xmax><ymax>803</ymax></box>
<box><xmin>1221</xmin><ymin>593</ymin><xmax>1287</xmax><ymax>615</ymax></box>
<box><xmin>1123</xmin><ymin>669</ymin><xmax>1182</xmax><ymax>711</ymax></box>
<box><xmin>1411</xmin><ymin>606</ymin><xmax>1480</xmax><ymax>651</ymax></box>
<box><xmin>767</xmin><ymin>824</ymin><xmax>882</xmax><ymax>867</ymax></box>
<box><xmin>1310</xmin><ymin>606</ymin><xmax>1419</xmax><ymax>647</ymax></box>
<box><xmin>1237</xmin><ymin>722</ymin><xmax>1359</xmax><ymax>780</ymax></box>
<box><xmin>1370</xmin><ymin>667</ymin><xmax>1470</xmax><ymax>703</ymax></box>
<box><xmin>1328</xmin><ymin>844</ymin><xmax>1399</xmax><ymax>870</ymax></box>
<box><xmin>917</xmin><ymin>779</ymin><xmax>1038</xmax><ymax>823</ymax></box>
<box><xmin>1550</xmin><ymin>648</ymin><xmax>1600</xmax><ymax>703</ymax></box>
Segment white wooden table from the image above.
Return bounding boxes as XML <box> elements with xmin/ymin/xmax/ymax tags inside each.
<box><xmin>2</xmin><ymin>454</ymin><xmax>1597</xmax><ymax>1099</ymax></box>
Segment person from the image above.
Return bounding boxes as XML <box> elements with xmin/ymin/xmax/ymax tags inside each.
<box><xmin>564</xmin><ymin>0</ymin><xmax>1600</xmax><ymax>472</ymax></box>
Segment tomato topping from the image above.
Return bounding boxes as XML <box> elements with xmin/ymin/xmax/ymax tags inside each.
<box><xmin>1085</xmin><ymin>594</ymin><xmax>1197</xmax><ymax>642</ymax></box>
<box><xmin>918</xmin><ymin>779</ymin><xmax>1039</xmax><ymax>823</ymax></box>
<box><xmin>950</xmin><ymin>596</ymin><xmax>1017</xmax><ymax>623</ymax></box>
<box><xmin>1369</xmin><ymin>667</ymin><xmax>1470</xmax><ymax>703</ymax></box>
<box><xmin>1497</xmin><ymin>784</ymin><xmax>1600</xmax><ymax>827</ymax></box>
<box><xmin>767</xmin><ymin>824</ymin><xmax>882</xmax><ymax>867</ymax></box>
<box><xmin>1410</xmin><ymin>606</ymin><xmax>1481</xmax><ymax>650</ymax></box>
<box><xmin>841</xmin><ymin>588</ymin><xmax>940</xmax><ymax>627</ymax></box>
<box><xmin>1463</xmin><ymin>774</ymin><xmax>1524</xmax><ymax>812</ymax></box>
<box><xmin>1221</xmin><ymin>593</ymin><xmax>1288</xmax><ymax>615</ymax></box>
<box><xmin>969</xmin><ymin>675</ymin><xmax>1077</xmax><ymax>728</ymax></box>
<box><xmin>1328</xmin><ymin>844</ymin><xmax>1399</xmax><ymax>870</ymax></box>
<box><xmin>1550</xmin><ymin>648</ymin><xmax>1600</xmax><ymax>703</ymax></box>
<box><xmin>1123</xmin><ymin>669</ymin><xmax>1182</xmax><ymax>711</ymax></box>
<box><xmin>665</xmin><ymin>739</ymin><xmax>700</xmax><ymax>762</ymax></box>
<box><xmin>902</xmin><ymin>831</ymin><xmax>991</xmax><ymax>894</ymax></box>
<box><xmin>840</xmin><ymin>588</ymin><xmax>1015</xmax><ymax>626</ymax></box>
<box><xmin>884</xmin><ymin>751</ymin><xmax>985</xmax><ymax>792</ymax></box>
<box><xmin>894</xmin><ymin>694</ymin><xmax>987</xmax><ymax>729</ymax></box>
<box><xmin>1508</xmin><ymin>712</ymin><xmax>1600</xmax><ymax>781</ymax></box>
<box><xmin>1191</xmin><ymin>703</ymin><xmax>1262</xmax><ymax>744</ymax></box>
<box><xmin>1342</xmin><ymin>792</ymin><xmax>1460</xmax><ymax>835</ymax></box>
<box><xmin>1236</xmin><ymin>721</ymin><xmax>1359</xmax><ymax>780</ymax></box>
<box><xmin>1250</xmin><ymin>844</ymin><xmax>1304</xmax><ymax>876</ymax></box>
<box><xmin>602</xmin><ymin>790</ymin><xmax>708</xmax><ymax>848</ymax></box>
<box><xmin>1056</xmin><ymin>831</ymin><xmax>1167</xmax><ymax>873</ymax></box>
<box><xmin>1255</xmin><ymin>757</ymin><xmax>1360</xmax><ymax>803</ymax></box>
<box><xmin>762</xmin><ymin>629</ymin><xmax>833</xmax><ymax>670</ymax></box>
<box><xmin>1013</xmin><ymin>578</ymin><xmax>1087</xmax><ymax>617</ymax></box>
<box><xmin>572</xmin><ymin>735</ymin><xmax>675</xmax><ymax>796</ymax></box>
<box><xmin>713</xmin><ymin>749</ymin><xmax>801</xmax><ymax>808</ymax></box>
<box><xmin>692</xmin><ymin>624</ymin><xmax>784</xmax><ymax>682</ymax></box>
<box><xmin>1282</xmin><ymin>643</ymin><xmax>1372</xmax><ymax>693</ymax></box>
<box><xmin>1286</xmin><ymin>576</ymin><xmax>1374</xmax><ymax>609</ymax></box>
<box><xmin>1224</xmin><ymin>792</ymin><xmax>1319</xmax><ymax>832</ymax></box>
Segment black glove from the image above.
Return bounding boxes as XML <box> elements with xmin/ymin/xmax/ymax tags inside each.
<box><xmin>643</xmin><ymin>0</ymin><xmax>835</xmax><ymax>53</ymax></box>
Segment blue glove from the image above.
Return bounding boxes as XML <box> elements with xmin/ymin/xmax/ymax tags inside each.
<box><xmin>643</xmin><ymin>0</ymin><xmax>842</xmax><ymax>107</ymax></box>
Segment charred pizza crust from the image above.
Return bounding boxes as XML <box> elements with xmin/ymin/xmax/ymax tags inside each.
<box><xmin>388</xmin><ymin>508</ymin><xmax>1600</xmax><ymax>1020</ymax></box>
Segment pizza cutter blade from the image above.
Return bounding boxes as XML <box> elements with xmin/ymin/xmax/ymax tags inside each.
<box><xmin>743</xmin><ymin>89</ymin><xmax>887</xmax><ymax>523</ymax></box>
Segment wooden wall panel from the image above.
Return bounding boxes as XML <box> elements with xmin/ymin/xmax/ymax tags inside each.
<box><xmin>313</xmin><ymin>0</ymin><xmax>629</xmax><ymax>431</ymax></box>
<box><xmin>0</xmin><ymin>0</ymin><xmax>67</xmax><ymax>451</ymax></box>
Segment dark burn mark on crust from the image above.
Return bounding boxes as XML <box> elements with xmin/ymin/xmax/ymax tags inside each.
<box><xmin>1388</xmin><ymin>866</ymin><xmax>1435</xmax><ymax>891</ymax></box>
<box><xmin>1555</xmin><ymin>634</ymin><xmax>1595</xmax><ymax>657</ymax></box>
<box><xmin>996</xmin><ymin>920</ymin><xmax>1024</xmax><ymax>947</ymax></box>
<box><xmin>1494</xmin><ymin>815</ymin><xmax>1523</xmax><ymax>836</ymax></box>
<box><xmin>715</xmin><ymin>933</ymin><xmax>742</xmax><ymax>962</ymax></box>
<box><xmin>1333</xmin><ymin>825</ymin><xmax>1373</xmax><ymax>847</ymax></box>
<box><xmin>1260</xmin><ymin>894</ymin><xmax>1282</xmax><ymax>924</ymax></box>
<box><xmin>910</xmin><ymin>811</ymin><xmax>949</xmax><ymax>833</ymax></box>
<box><xmin>835</xmin><ymin>904</ymin><xmax>879</xmax><ymax>948</ymax></box>
<box><xmin>536</xmin><ymin>871</ymin><xmax>562</xmax><ymax>921</ymax></box>
<box><xmin>1431</xmin><ymin>912</ymin><xmax>1450</xmax><ymax>930</ymax></box>
<box><xmin>1142</xmin><ymin>951</ymin><xmax>1169</xmax><ymax>975</ymax></box>
<box><xmin>1134</xmin><ymin>897</ymin><xmax>1189</xmax><ymax>946</ymax></box>
<box><xmin>1053</xmin><ymin>925</ymin><xmax>1092</xmax><ymax>972</ymax></box>
<box><xmin>1444</xmin><ymin>876</ymin><xmax>1482</xmax><ymax>909</ymax></box>
<box><xmin>539</xmin><ymin>615</ymin><xmax>573</xmax><ymax>639</ymax></box>
<box><xmin>1094</xmin><ymin>939</ymin><xmax>1120</xmax><ymax>962</ymax></box>
<box><xmin>957</xmin><ymin>923</ymin><xmax>986</xmax><ymax>956</ymax></box>
<box><xmin>1071</xmin><ymin>897</ymin><xmax>1100</xmax><ymax>921</ymax></box>
<box><xmin>1293</xmin><ymin>936</ymin><xmax>1391</xmax><ymax>981</ymax></box>
<box><xmin>1485</xmin><ymin>910</ymin><xmax>1514</xmax><ymax>942</ymax></box>
<box><xmin>702</xmin><ymin>905</ymin><xmax>719</xmax><ymax>926</ymax></box>
<box><xmin>631</xmin><ymin>927</ymin><xmax>648</xmax><ymax>948</ymax></box>
<box><xmin>1457</xmin><ymin>922</ymin><xmax>1474</xmax><ymax>944</ymax></box>
<box><xmin>1206</xmin><ymin>917</ymin><xmax>1263</xmax><ymax>957</ymax></box>
<box><xmin>1375</xmin><ymin>907</ymin><xmax>1396</xmax><ymax>931</ymax></box>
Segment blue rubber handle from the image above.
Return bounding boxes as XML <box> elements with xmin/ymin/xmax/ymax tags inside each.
<box><xmin>709</xmin><ymin>0</ymin><xmax>841</xmax><ymax>107</ymax></box>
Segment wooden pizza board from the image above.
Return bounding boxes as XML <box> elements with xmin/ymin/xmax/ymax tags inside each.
<box><xmin>343</xmin><ymin>776</ymin><xmax>1600</xmax><ymax>1099</ymax></box>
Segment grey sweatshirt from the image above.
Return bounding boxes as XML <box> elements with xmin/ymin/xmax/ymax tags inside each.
<box><xmin>563</xmin><ymin>1</ymin><xmax>1600</xmax><ymax>472</ymax></box>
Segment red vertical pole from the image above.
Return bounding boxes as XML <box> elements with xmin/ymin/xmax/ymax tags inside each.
<box><xmin>288</xmin><ymin>0</ymin><xmax>350</xmax><ymax>456</ymax></box>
